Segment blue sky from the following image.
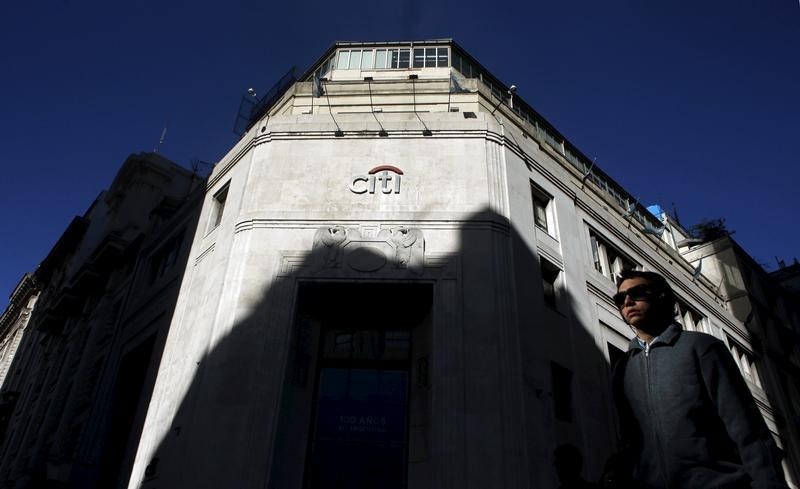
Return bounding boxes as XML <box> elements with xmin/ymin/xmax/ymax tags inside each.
<box><xmin>1</xmin><ymin>0</ymin><xmax>798</xmax><ymax>302</ymax></box>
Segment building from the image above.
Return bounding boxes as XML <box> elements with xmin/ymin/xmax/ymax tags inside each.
<box><xmin>0</xmin><ymin>152</ymin><xmax>203</xmax><ymax>488</ymax></box>
<box><xmin>117</xmin><ymin>39</ymin><xmax>799</xmax><ymax>489</ymax></box>
<box><xmin>0</xmin><ymin>274</ymin><xmax>39</xmax><ymax>391</ymax></box>
<box><xmin>0</xmin><ymin>274</ymin><xmax>40</xmax><ymax>446</ymax></box>
<box><xmin>681</xmin><ymin>235</ymin><xmax>800</xmax><ymax>482</ymax></box>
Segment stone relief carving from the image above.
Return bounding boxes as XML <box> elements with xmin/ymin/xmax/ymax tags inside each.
<box><xmin>311</xmin><ymin>225</ymin><xmax>425</xmax><ymax>275</ymax></box>
<box><xmin>385</xmin><ymin>227</ymin><xmax>424</xmax><ymax>275</ymax></box>
<box><xmin>312</xmin><ymin>226</ymin><xmax>348</xmax><ymax>268</ymax></box>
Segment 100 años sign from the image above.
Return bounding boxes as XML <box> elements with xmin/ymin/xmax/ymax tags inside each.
<box><xmin>350</xmin><ymin>165</ymin><xmax>403</xmax><ymax>194</ymax></box>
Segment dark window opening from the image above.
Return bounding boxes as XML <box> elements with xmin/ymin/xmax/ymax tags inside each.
<box><xmin>210</xmin><ymin>183</ymin><xmax>229</xmax><ymax>230</ymax></box>
<box><xmin>551</xmin><ymin>362</ymin><xmax>573</xmax><ymax>422</ymax></box>
<box><xmin>148</xmin><ymin>232</ymin><xmax>184</xmax><ymax>284</ymax></box>
<box><xmin>531</xmin><ymin>182</ymin><xmax>553</xmax><ymax>233</ymax></box>
<box><xmin>541</xmin><ymin>259</ymin><xmax>560</xmax><ymax>310</ymax></box>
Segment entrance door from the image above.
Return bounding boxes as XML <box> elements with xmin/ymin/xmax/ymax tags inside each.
<box><xmin>305</xmin><ymin>329</ymin><xmax>411</xmax><ymax>489</ymax></box>
<box><xmin>290</xmin><ymin>282</ymin><xmax>432</xmax><ymax>489</ymax></box>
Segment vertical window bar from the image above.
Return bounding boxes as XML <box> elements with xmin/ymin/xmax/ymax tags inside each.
<box><xmin>398</xmin><ymin>48</ymin><xmax>410</xmax><ymax>68</ymax></box>
<box><xmin>425</xmin><ymin>47</ymin><xmax>436</xmax><ymax>67</ymax></box>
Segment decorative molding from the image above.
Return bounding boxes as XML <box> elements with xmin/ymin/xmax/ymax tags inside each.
<box><xmin>206</xmin><ymin>138</ymin><xmax>256</xmax><ymax>189</ymax></box>
<box><xmin>309</xmin><ymin>225</ymin><xmax>425</xmax><ymax>276</ymax></box>
<box><xmin>234</xmin><ymin>218</ymin><xmax>511</xmax><ymax>235</ymax></box>
<box><xmin>485</xmin><ymin>138</ymin><xmax>509</xmax><ymax>217</ymax></box>
<box><xmin>194</xmin><ymin>243</ymin><xmax>215</xmax><ymax>266</ymax></box>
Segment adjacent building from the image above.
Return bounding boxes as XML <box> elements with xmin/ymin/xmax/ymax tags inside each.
<box><xmin>682</xmin><ymin>235</ymin><xmax>800</xmax><ymax>482</ymax></box>
<box><xmin>0</xmin><ymin>153</ymin><xmax>203</xmax><ymax>488</ymax></box>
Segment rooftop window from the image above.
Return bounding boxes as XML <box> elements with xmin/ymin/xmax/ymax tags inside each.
<box><xmin>334</xmin><ymin>46</ymin><xmax>449</xmax><ymax>71</ymax></box>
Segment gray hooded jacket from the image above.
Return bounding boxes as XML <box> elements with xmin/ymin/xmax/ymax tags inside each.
<box><xmin>612</xmin><ymin>324</ymin><xmax>788</xmax><ymax>489</ymax></box>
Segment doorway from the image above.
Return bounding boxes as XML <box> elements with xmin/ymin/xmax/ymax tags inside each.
<box><xmin>297</xmin><ymin>282</ymin><xmax>432</xmax><ymax>489</ymax></box>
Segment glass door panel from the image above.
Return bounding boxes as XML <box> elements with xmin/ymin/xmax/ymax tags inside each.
<box><xmin>306</xmin><ymin>367</ymin><xmax>408</xmax><ymax>489</ymax></box>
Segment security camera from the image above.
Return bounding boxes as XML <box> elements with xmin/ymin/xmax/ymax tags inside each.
<box><xmin>247</xmin><ymin>88</ymin><xmax>257</xmax><ymax>97</ymax></box>
<box><xmin>508</xmin><ymin>85</ymin><xmax>517</xmax><ymax>93</ymax></box>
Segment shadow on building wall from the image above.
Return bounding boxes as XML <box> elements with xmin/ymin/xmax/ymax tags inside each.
<box><xmin>129</xmin><ymin>207</ymin><xmax>618</xmax><ymax>489</ymax></box>
<box><xmin>0</xmin><ymin>165</ymin><xmax>204</xmax><ymax>489</ymax></box>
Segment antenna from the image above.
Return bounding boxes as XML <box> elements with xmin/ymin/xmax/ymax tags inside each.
<box><xmin>155</xmin><ymin>119</ymin><xmax>169</xmax><ymax>153</ymax></box>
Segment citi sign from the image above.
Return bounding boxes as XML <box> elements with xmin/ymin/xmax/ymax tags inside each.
<box><xmin>349</xmin><ymin>165</ymin><xmax>403</xmax><ymax>194</ymax></box>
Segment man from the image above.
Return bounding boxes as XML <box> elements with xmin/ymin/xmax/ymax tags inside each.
<box><xmin>611</xmin><ymin>270</ymin><xmax>788</xmax><ymax>489</ymax></box>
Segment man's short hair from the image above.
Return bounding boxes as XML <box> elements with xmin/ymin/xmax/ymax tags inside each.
<box><xmin>617</xmin><ymin>269</ymin><xmax>677</xmax><ymax>323</ymax></box>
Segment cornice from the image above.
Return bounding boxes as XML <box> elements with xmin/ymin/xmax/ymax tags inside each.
<box><xmin>233</xmin><ymin>218</ymin><xmax>511</xmax><ymax>236</ymax></box>
<box><xmin>207</xmin><ymin>123</ymin><xmax>503</xmax><ymax>193</ymax></box>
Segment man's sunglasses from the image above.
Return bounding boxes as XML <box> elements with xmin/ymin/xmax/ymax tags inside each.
<box><xmin>613</xmin><ymin>285</ymin><xmax>654</xmax><ymax>308</ymax></box>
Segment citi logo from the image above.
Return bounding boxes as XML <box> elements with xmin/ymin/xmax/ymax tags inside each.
<box><xmin>349</xmin><ymin>165</ymin><xmax>403</xmax><ymax>194</ymax></box>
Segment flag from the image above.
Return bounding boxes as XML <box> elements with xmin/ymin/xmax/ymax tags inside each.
<box><xmin>692</xmin><ymin>259</ymin><xmax>702</xmax><ymax>282</ymax></box>
<box><xmin>313</xmin><ymin>72</ymin><xmax>324</xmax><ymax>97</ymax></box>
<box><xmin>643</xmin><ymin>224</ymin><xmax>665</xmax><ymax>237</ymax></box>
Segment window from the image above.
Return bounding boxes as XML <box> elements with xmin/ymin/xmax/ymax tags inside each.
<box><xmin>437</xmin><ymin>47</ymin><xmax>449</xmax><ymax>67</ymax></box>
<box><xmin>588</xmin><ymin>230</ymin><xmax>637</xmax><ymax>283</ymax></box>
<box><xmin>209</xmin><ymin>183</ymin><xmax>229</xmax><ymax>230</ymax></box>
<box><xmin>337</xmin><ymin>50</ymin><xmax>350</xmax><ymax>70</ymax></box>
<box><xmin>396</xmin><ymin>48</ymin><xmax>410</xmax><ymax>68</ymax></box>
<box><xmin>360</xmin><ymin>50</ymin><xmax>373</xmax><ymax>70</ymax></box>
<box><xmin>348</xmin><ymin>50</ymin><xmax>362</xmax><ymax>70</ymax></box>
<box><xmin>149</xmin><ymin>232</ymin><xmax>185</xmax><ymax>284</ymax></box>
<box><xmin>539</xmin><ymin>124</ymin><xmax>564</xmax><ymax>155</ymax></box>
<box><xmin>530</xmin><ymin>183</ymin><xmax>553</xmax><ymax>232</ymax></box>
<box><xmin>727</xmin><ymin>339</ymin><xmax>763</xmax><ymax>389</ymax></box>
<box><xmin>551</xmin><ymin>362</ymin><xmax>573</xmax><ymax>422</ymax></box>
<box><xmin>541</xmin><ymin>258</ymin><xmax>561</xmax><ymax>310</ymax></box>
<box><xmin>413</xmin><ymin>48</ymin><xmax>425</xmax><ymax>68</ymax></box>
<box><xmin>334</xmin><ymin>46</ymin><xmax>449</xmax><ymax>71</ymax></box>
<box><xmin>375</xmin><ymin>49</ymin><xmax>388</xmax><ymax>69</ymax></box>
<box><xmin>424</xmin><ymin>47</ymin><xmax>436</xmax><ymax>67</ymax></box>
